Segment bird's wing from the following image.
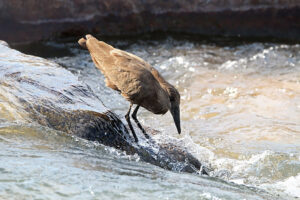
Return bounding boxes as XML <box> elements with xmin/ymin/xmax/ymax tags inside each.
<box><xmin>111</xmin><ymin>49</ymin><xmax>169</xmax><ymax>86</ymax></box>
<box><xmin>95</xmin><ymin>48</ymin><xmax>161</xmax><ymax>104</ymax></box>
<box><xmin>89</xmin><ymin>45</ymin><xmax>169</xmax><ymax>113</ymax></box>
<box><xmin>110</xmin><ymin>49</ymin><xmax>157</xmax><ymax>72</ymax></box>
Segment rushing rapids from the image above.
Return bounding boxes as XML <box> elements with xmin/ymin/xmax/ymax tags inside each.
<box><xmin>1</xmin><ymin>37</ymin><xmax>299</xmax><ymax>199</ymax></box>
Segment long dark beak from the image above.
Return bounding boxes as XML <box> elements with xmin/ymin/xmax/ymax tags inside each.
<box><xmin>170</xmin><ymin>105</ymin><xmax>181</xmax><ymax>134</ymax></box>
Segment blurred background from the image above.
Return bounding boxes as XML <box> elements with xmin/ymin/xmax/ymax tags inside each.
<box><xmin>0</xmin><ymin>0</ymin><xmax>299</xmax><ymax>43</ymax></box>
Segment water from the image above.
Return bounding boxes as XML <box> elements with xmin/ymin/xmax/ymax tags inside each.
<box><xmin>1</xmin><ymin>37</ymin><xmax>300</xmax><ymax>199</ymax></box>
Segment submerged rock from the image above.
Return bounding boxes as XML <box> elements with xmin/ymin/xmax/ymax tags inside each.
<box><xmin>0</xmin><ymin>0</ymin><xmax>299</xmax><ymax>43</ymax></box>
<box><xmin>0</xmin><ymin>41</ymin><xmax>208</xmax><ymax>175</ymax></box>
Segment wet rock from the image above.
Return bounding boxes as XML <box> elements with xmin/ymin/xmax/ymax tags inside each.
<box><xmin>0</xmin><ymin>42</ymin><xmax>208</xmax><ymax>175</ymax></box>
<box><xmin>0</xmin><ymin>0</ymin><xmax>299</xmax><ymax>43</ymax></box>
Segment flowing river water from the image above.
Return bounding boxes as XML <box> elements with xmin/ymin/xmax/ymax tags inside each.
<box><xmin>1</xmin><ymin>37</ymin><xmax>300</xmax><ymax>199</ymax></box>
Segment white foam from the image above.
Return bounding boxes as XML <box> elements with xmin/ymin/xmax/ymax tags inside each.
<box><xmin>261</xmin><ymin>173</ymin><xmax>300</xmax><ymax>198</ymax></box>
<box><xmin>199</xmin><ymin>192</ymin><xmax>223</xmax><ymax>200</ymax></box>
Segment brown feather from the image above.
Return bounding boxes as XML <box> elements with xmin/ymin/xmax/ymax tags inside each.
<box><xmin>84</xmin><ymin>36</ymin><xmax>175</xmax><ymax>115</ymax></box>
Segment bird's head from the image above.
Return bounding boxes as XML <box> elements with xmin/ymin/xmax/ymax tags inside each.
<box><xmin>167</xmin><ymin>85</ymin><xmax>181</xmax><ymax>134</ymax></box>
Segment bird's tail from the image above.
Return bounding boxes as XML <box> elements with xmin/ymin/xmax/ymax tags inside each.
<box><xmin>78</xmin><ymin>34</ymin><xmax>94</xmax><ymax>49</ymax></box>
<box><xmin>78</xmin><ymin>38</ymin><xmax>87</xmax><ymax>49</ymax></box>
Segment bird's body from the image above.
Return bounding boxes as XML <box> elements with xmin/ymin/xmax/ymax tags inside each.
<box><xmin>79</xmin><ymin>35</ymin><xmax>181</xmax><ymax>142</ymax></box>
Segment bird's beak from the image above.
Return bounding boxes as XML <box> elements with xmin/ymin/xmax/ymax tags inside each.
<box><xmin>170</xmin><ymin>105</ymin><xmax>181</xmax><ymax>134</ymax></box>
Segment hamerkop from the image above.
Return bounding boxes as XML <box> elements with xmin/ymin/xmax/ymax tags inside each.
<box><xmin>78</xmin><ymin>35</ymin><xmax>181</xmax><ymax>142</ymax></box>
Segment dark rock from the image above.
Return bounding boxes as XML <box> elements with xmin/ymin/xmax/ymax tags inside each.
<box><xmin>0</xmin><ymin>41</ymin><xmax>208</xmax><ymax>175</ymax></box>
<box><xmin>0</xmin><ymin>0</ymin><xmax>299</xmax><ymax>43</ymax></box>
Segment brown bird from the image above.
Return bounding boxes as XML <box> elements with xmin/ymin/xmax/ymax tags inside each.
<box><xmin>78</xmin><ymin>34</ymin><xmax>181</xmax><ymax>142</ymax></box>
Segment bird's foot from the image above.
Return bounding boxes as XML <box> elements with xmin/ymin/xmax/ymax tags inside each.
<box><xmin>131</xmin><ymin>111</ymin><xmax>149</xmax><ymax>139</ymax></box>
<box><xmin>126</xmin><ymin>123</ymin><xmax>138</xmax><ymax>143</ymax></box>
<box><xmin>125</xmin><ymin>106</ymin><xmax>139</xmax><ymax>143</ymax></box>
<box><xmin>136</xmin><ymin>123</ymin><xmax>150</xmax><ymax>139</ymax></box>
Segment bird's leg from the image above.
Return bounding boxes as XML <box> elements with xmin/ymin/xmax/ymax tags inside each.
<box><xmin>125</xmin><ymin>104</ymin><xmax>138</xmax><ymax>142</ymax></box>
<box><xmin>132</xmin><ymin>105</ymin><xmax>150</xmax><ymax>139</ymax></box>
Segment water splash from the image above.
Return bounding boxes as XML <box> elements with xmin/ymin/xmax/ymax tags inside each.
<box><xmin>2</xmin><ymin>38</ymin><xmax>299</xmax><ymax>199</ymax></box>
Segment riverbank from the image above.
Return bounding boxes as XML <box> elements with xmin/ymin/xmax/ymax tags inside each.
<box><xmin>1</xmin><ymin>0</ymin><xmax>299</xmax><ymax>43</ymax></box>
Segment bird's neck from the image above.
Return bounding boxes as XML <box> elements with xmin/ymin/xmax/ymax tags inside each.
<box><xmin>150</xmin><ymin>68</ymin><xmax>174</xmax><ymax>101</ymax></box>
<box><xmin>150</xmin><ymin>68</ymin><xmax>171</xmax><ymax>87</ymax></box>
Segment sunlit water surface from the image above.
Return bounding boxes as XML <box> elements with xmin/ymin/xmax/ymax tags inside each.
<box><xmin>1</xmin><ymin>38</ymin><xmax>300</xmax><ymax>199</ymax></box>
